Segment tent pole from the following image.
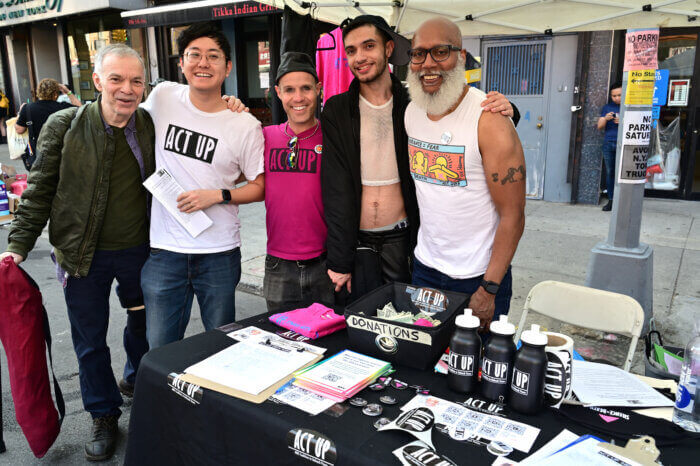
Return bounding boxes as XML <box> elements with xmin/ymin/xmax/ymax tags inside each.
<box><xmin>394</xmin><ymin>0</ymin><xmax>409</xmax><ymax>32</ymax></box>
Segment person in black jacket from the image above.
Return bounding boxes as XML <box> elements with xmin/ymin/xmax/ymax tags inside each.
<box><xmin>320</xmin><ymin>15</ymin><xmax>515</xmax><ymax>301</ymax></box>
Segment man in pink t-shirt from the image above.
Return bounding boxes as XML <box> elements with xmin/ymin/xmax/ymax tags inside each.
<box><xmin>263</xmin><ymin>52</ymin><xmax>333</xmax><ymax>312</ymax></box>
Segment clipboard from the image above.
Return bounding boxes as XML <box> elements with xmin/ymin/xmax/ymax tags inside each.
<box><xmin>181</xmin><ymin>336</ymin><xmax>324</xmax><ymax>404</ymax></box>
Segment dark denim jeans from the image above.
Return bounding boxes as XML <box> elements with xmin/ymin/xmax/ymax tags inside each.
<box><xmin>263</xmin><ymin>254</ymin><xmax>335</xmax><ymax>313</ymax></box>
<box><xmin>63</xmin><ymin>243</ymin><xmax>149</xmax><ymax>418</ymax></box>
<box><xmin>141</xmin><ymin>248</ymin><xmax>241</xmax><ymax>349</ymax></box>
<box><xmin>602</xmin><ymin>140</ymin><xmax>617</xmax><ymax>200</ymax></box>
<box><xmin>412</xmin><ymin>259</ymin><xmax>513</xmax><ymax>323</ymax></box>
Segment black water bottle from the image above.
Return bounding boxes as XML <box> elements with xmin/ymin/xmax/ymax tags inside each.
<box><xmin>448</xmin><ymin>309</ymin><xmax>482</xmax><ymax>393</ymax></box>
<box><xmin>510</xmin><ymin>324</ymin><xmax>548</xmax><ymax>414</ymax></box>
<box><xmin>481</xmin><ymin>315</ymin><xmax>516</xmax><ymax>402</ymax></box>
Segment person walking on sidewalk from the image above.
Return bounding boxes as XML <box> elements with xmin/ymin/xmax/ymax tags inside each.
<box><xmin>262</xmin><ymin>52</ymin><xmax>334</xmax><ymax>312</ymax></box>
<box><xmin>405</xmin><ymin>18</ymin><xmax>526</xmax><ymax>330</ymax></box>
<box><xmin>597</xmin><ymin>82</ymin><xmax>622</xmax><ymax>212</ymax></box>
<box><xmin>1</xmin><ymin>44</ymin><xmax>153</xmax><ymax>461</ymax></box>
<box><xmin>15</xmin><ymin>78</ymin><xmax>82</xmax><ymax>170</ymax></box>
<box><xmin>140</xmin><ymin>23</ymin><xmax>264</xmax><ymax>348</ymax></box>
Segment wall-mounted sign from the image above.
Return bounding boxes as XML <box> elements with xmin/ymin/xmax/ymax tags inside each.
<box><xmin>668</xmin><ymin>79</ymin><xmax>690</xmax><ymax>107</ymax></box>
<box><xmin>0</xmin><ymin>0</ymin><xmax>146</xmax><ymax>28</ymax></box>
<box><xmin>123</xmin><ymin>1</ymin><xmax>277</xmax><ymax>29</ymax></box>
<box><xmin>652</xmin><ymin>69</ymin><xmax>669</xmax><ymax>106</ymax></box>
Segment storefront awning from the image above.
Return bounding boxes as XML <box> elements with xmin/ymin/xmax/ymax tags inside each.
<box><xmin>253</xmin><ymin>0</ymin><xmax>700</xmax><ymax>36</ymax></box>
<box><xmin>121</xmin><ymin>0</ymin><xmax>278</xmax><ymax>29</ymax></box>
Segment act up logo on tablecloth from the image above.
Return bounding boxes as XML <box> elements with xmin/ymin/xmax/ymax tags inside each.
<box><xmin>286</xmin><ymin>428</ymin><xmax>337</xmax><ymax>466</ymax></box>
<box><xmin>167</xmin><ymin>372</ymin><xmax>202</xmax><ymax>405</ymax></box>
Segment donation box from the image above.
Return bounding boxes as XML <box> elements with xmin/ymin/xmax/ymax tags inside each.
<box><xmin>345</xmin><ymin>282</ymin><xmax>470</xmax><ymax>370</ymax></box>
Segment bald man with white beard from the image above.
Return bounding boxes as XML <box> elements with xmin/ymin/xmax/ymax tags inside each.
<box><xmin>405</xmin><ymin>18</ymin><xmax>526</xmax><ymax>331</ymax></box>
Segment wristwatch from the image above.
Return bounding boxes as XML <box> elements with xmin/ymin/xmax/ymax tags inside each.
<box><xmin>220</xmin><ymin>189</ymin><xmax>231</xmax><ymax>204</ymax></box>
<box><xmin>480</xmin><ymin>279</ymin><xmax>500</xmax><ymax>295</ymax></box>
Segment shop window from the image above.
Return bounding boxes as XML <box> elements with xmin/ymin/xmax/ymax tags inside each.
<box><xmin>66</xmin><ymin>16</ymin><xmax>150</xmax><ymax>103</ymax></box>
<box><xmin>648</xmin><ymin>34</ymin><xmax>697</xmax><ymax>192</ymax></box>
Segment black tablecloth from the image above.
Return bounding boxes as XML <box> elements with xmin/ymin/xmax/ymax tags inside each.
<box><xmin>125</xmin><ymin>313</ymin><xmax>698</xmax><ymax>465</ymax></box>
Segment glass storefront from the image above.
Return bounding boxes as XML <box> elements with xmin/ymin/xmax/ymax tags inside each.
<box><xmin>66</xmin><ymin>15</ymin><xmax>150</xmax><ymax>102</ymax></box>
<box><xmin>646</xmin><ymin>33</ymin><xmax>697</xmax><ymax>192</ymax></box>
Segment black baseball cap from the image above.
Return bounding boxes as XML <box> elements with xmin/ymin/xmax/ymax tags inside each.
<box><xmin>276</xmin><ymin>52</ymin><xmax>318</xmax><ymax>85</ymax></box>
<box><xmin>341</xmin><ymin>15</ymin><xmax>411</xmax><ymax>66</ymax></box>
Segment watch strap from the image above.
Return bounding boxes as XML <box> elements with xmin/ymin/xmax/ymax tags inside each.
<box><xmin>220</xmin><ymin>189</ymin><xmax>232</xmax><ymax>204</ymax></box>
<box><xmin>480</xmin><ymin>279</ymin><xmax>500</xmax><ymax>295</ymax></box>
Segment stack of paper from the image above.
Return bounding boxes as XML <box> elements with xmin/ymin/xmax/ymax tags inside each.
<box><xmin>293</xmin><ymin>350</ymin><xmax>392</xmax><ymax>402</ymax></box>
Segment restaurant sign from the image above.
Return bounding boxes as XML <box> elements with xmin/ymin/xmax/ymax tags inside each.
<box><xmin>123</xmin><ymin>1</ymin><xmax>277</xmax><ymax>29</ymax></box>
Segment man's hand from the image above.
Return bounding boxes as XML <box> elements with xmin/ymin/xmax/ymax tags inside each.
<box><xmin>481</xmin><ymin>91</ymin><xmax>514</xmax><ymax>118</ymax></box>
<box><xmin>59</xmin><ymin>84</ymin><xmax>70</xmax><ymax>95</ymax></box>
<box><xmin>0</xmin><ymin>251</ymin><xmax>25</xmax><ymax>265</ymax></box>
<box><xmin>177</xmin><ymin>190</ymin><xmax>222</xmax><ymax>213</ymax></box>
<box><xmin>328</xmin><ymin>270</ymin><xmax>351</xmax><ymax>293</ymax></box>
<box><xmin>469</xmin><ymin>286</ymin><xmax>496</xmax><ymax>331</ymax></box>
<box><xmin>605</xmin><ymin>111</ymin><xmax>615</xmax><ymax>121</ymax></box>
<box><xmin>222</xmin><ymin>95</ymin><xmax>249</xmax><ymax>113</ymax></box>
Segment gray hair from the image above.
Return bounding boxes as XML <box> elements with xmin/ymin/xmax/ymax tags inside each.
<box><xmin>94</xmin><ymin>44</ymin><xmax>146</xmax><ymax>77</ymax></box>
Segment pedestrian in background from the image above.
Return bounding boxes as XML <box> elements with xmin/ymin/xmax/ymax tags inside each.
<box><xmin>0</xmin><ymin>88</ymin><xmax>9</xmax><ymax>144</ymax></box>
<box><xmin>597</xmin><ymin>82</ymin><xmax>622</xmax><ymax>212</ymax></box>
<box><xmin>15</xmin><ymin>78</ymin><xmax>81</xmax><ymax>170</ymax></box>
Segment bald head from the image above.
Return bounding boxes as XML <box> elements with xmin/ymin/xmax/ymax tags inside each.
<box><xmin>413</xmin><ymin>17</ymin><xmax>461</xmax><ymax>47</ymax></box>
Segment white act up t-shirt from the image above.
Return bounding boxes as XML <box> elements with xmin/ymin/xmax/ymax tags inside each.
<box><xmin>141</xmin><ymin>82</ymin><xmax>264</xmax><ymax>253</ymax></box>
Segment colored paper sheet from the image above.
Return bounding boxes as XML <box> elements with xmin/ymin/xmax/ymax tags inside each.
<box><xmin>624</xmin><ymin>29</ymin><xmax>659</xmax><ymax>71</ymax></box>
<box><xmin>625</xmin><ymin>70</ymin><xmax>655</xmax><ymax>106</ymax></box>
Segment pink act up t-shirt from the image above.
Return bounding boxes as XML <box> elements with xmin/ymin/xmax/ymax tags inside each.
<box><xmin>263</xmin><ymin>123</ymin><xmax>326</xmax><ymax>260</ymax></box>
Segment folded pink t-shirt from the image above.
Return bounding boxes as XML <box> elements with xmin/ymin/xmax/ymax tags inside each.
<box><xmin>269</xmin><ymin>303</ymin><xmax>346</xmax><ymax>339</ymax></box>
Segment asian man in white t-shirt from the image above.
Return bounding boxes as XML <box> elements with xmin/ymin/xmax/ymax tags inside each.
<box><xmin>140</xmin><ymin>23</ymin><xmax>265</xmax><ymax>348</ymax></box>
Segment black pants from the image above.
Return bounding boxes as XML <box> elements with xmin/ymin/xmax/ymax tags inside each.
<box><xmin>348</xmin><ymin>227</ymin><xmax>411</xmax><ymax>303</ymax></box>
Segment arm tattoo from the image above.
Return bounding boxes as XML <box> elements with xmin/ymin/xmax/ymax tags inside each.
<box><xmin>491</xmin><ymin>165</ymin><xmax>526</xmax><ymax>185</ymax></box>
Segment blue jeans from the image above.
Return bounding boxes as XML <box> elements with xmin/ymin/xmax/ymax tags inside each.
<box><xmin>64</xmin><ymin>243</ymin><xmax>149</xmax><ymax>418</ymax></box>
<box><xmin>141</xmin><ymin>248</ymin><xmax>241</xmax><ymax>349</ymax></box>
<box><xmin>602</xmin><ymin>140</ymin><xmax>617</xmax><ymax>200</ymax></box>
<box><xmin>412</xmin><ymin>259</ymin><xmax>513</xmax><ymax>323</ymax></box>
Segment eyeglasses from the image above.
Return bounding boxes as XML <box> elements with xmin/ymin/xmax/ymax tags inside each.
<box><xmin>287</xmin><ymin>136</ymin><xmax>298</xmax><ymax>169</ymax></box>
<box><xmin>408</xmin><ymin>45</ymin><xmax>461</xmax><ymax>64</ymax></box>
<box><xmin>183</xmin><ymin>50</ymin><xmax>225</xmax><ymax>65</ymax></box>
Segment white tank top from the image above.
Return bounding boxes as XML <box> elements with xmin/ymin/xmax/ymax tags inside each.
<box><xmin>359</xmin><ymin>95</ymin><xmax>400</xmax><ymax>186</ymax></box>
<box><xmin>404</xmin><ymin>87</ymin><xmax>499</xmax><ymax>279</ymax></box>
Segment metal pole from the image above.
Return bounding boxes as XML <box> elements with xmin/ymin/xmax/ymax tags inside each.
<box><xmin>586</xmin><ymin>28</ymin><xmax>657</xmax><ymax>332</ymax></box>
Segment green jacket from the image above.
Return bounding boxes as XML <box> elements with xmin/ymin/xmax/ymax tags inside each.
<box><xmin>7</xmin><ymin>99</ymin><xmax>155</xmax><ymax>277</ymax></box>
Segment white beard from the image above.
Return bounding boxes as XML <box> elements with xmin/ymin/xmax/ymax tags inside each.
<box><xmin>407</xmin><ymin>55</ymin><xmax>467</xmax><ymax>116</ymax></box>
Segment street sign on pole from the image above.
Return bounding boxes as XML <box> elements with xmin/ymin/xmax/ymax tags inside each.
<box><xmin>586</xmin><ymin>28</ymin><xmax>658</xmax><ymax>332</ymax></box>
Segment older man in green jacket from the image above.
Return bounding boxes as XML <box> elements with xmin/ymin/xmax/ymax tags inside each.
<box><xmin>1</xmin><ymin>44</ymin><xmax>154</xmax><ymax>461</ymax></box>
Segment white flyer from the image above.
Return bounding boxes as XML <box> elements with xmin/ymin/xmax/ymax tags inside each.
<box><xmin>535</xmin><ymin>437</ymin><xmax>641</xmax><ymax>466</ymax></box>
<box><xmin>227</xmin><ymin>326</ymin><xmax>326</xmax><ymax>354</ymax></box>
<box><xmin>184</xmin><ymin>337</ymin><xmax>317</xmax><ymax>395</ymax></box>
<box><xmin>401</xmin><ymin>395</ymin><xmax>540</xmax><ymax>453</ymax></box>
<box><xmin>519</xmin><ymin>429</ymin><xmax>579</xmax><ymax>464</ymax></box>
<box><xmin>143</xmin><ymin>168</ymin><xmax>213</xmax><ymax>238</ymax></box>
<box><xmin>295</xmin><ymin>350</ymin><xmax>390</xmax><ymax>392</ymax></box>
<box><xmin>571</xmin><ymin>361</ymin><xmax>674</xmax><ymax>408</ymax></box>
<box><xmin>270</xmin><ymin>382</ymin><xmax>336</xmax><ymax>415</ymax></box>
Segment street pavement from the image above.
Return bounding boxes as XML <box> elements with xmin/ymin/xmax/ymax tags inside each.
<box><xmin>1</xmin><ymin>148</ymin><xmax>699</xmax><ymax>463</ymax></box>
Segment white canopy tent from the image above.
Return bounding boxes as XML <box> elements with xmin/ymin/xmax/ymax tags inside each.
<box><xmin>261</xmin><ymin>0</ymin><xmax>700</xmax><ymax>36</ymax></box>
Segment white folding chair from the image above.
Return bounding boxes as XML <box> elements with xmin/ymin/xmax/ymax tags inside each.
<box><xmin>514</xmin><ymin>280</ymin><xmax>645</xmax><ymax>371</ymax></box>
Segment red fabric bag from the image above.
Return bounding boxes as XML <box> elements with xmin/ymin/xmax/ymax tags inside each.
<box><xmin>0</xmin><ymin>256</ymin><xmax>64</xmax><ymax>457</ymax></box>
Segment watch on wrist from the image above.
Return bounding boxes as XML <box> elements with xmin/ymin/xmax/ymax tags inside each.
<box><xmin>220</xmin><ymin>189</ymin><xmax>232</xmax><ymax>204</ymax></box>
<box><xmin>480</xmin><ymin>279</ymin><xmax>500</xmax><ymax>295</ymax></box>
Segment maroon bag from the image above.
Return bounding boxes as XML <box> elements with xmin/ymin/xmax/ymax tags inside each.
<box><xmin>0</xmin><ymin>256</ymin><xmax>64</xmax><ymax>457</ymax></box>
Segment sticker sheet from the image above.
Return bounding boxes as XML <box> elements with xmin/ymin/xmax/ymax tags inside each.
<box><xmin>401</xmin><ymin>395</ymin><xmax>540</xmax><ymax>453</ymax></box>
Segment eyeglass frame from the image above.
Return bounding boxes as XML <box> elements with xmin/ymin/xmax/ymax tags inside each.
<box><xmin>407</xmin><ymin>44</ymin><xmax>462</xmax><ymax>65</ymax></box>
<box><xmin>182</xmin><ymin>49</ymin><xmax>226</xmax><ymax>65</ymax></box>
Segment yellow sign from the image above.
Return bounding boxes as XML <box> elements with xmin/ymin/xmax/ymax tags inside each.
<box><xmin>625</xmin><ymin>69</ymin><xmax>655</xmax><ymax>105</ymax></box>
<box><xmin>465</xmin><ymin>68</ymin><xmax>482</xmax><ymax>84</ymax></box>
